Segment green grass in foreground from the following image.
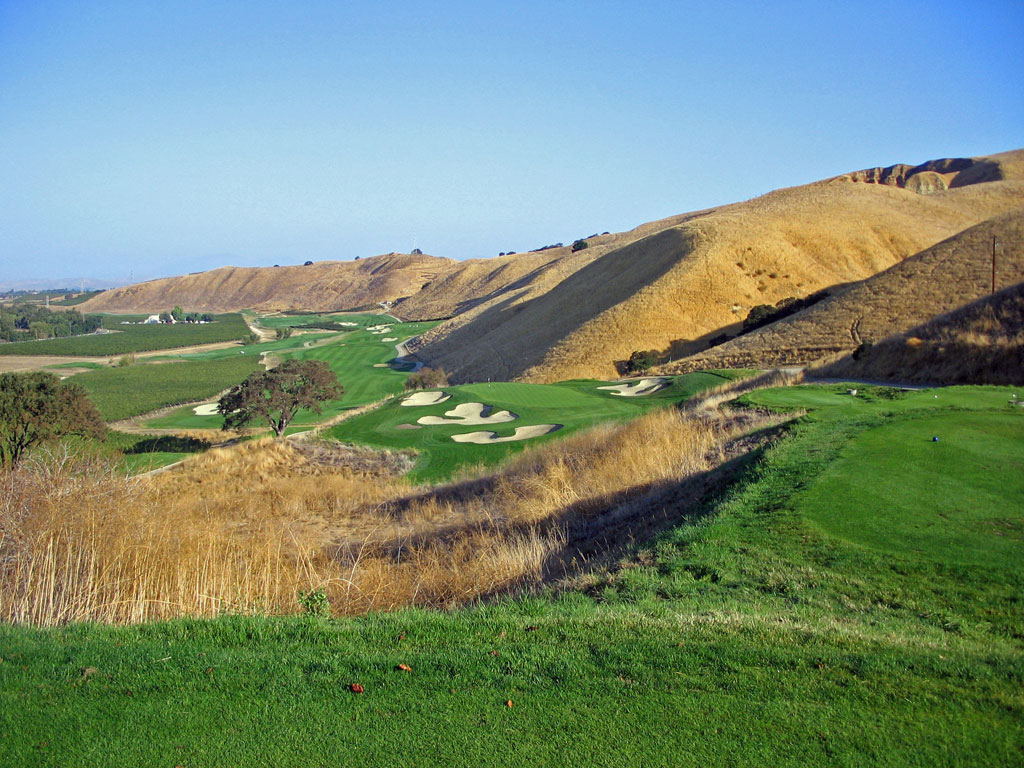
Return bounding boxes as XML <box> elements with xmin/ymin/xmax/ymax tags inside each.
<box><xmin>328</xmin><ymin>371</ymin><xmax>734</xmax><ymax>481</ymax></box>
<box><xmin>0</xmin><ymin>313</ymin><xmax>250</xmax><ymax>356</ymax></box>
<box><xmin>2</xmin><ymin>385</ymin><xmax>1021</xmax><ymax>765</ymax></box>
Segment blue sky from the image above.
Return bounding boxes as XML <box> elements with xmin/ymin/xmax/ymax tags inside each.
<box><xmin>1</xmin><ymin>0</ymin><xmax>1022</xmax><ymax>284</ymax></box>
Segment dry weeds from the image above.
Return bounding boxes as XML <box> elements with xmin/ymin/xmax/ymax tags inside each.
<box><xmin>0</xmin><ymin>403</ymin><xmax>785</xmax><ymax>625</ymax></box>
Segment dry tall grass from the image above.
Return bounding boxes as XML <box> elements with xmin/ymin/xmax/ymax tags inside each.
<box><xmin>1</xmin><ymin>406</ymin><xmax>782</xmax><ymax>625</ymax></box>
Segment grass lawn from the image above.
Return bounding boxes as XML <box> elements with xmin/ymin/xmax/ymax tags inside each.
<box><xmin>144</xmin><ymin>317</ymin><xmax>438</xmax><ymax>430</ymax></box>
<box><xmin>328</xmin><ymin>371</ymin><xmax>737</xmax><ymax>481</ymax></box>
<box><xmin>0</xmin><ymin>314</ymin><xmax>250</xmax><ymax>356</ymax></box>
<box><xmin>2</xmin><ymin>384</ymin><xmax>1021</xmax><ymax>765</ymax></box>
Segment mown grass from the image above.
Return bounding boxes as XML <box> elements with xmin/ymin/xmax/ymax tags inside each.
<box><xmin>1</xmin><ymin>384</ymin><xmax>1021</xmax><ymax>765</ymax></box>
<box><xmin>328</xmin><ymin>371</ymin><xmax>735</xmax><ymax>481</ymax></box>
<box><xmin>0</xmin><ymin>313</ymin><xmax>250</xmax><ymax>356</ymax></box>
<box><xmin>75</xmin><ymin>355</ymin><xmax>261</xmax><ymax>421</ymax></box>
<box><xmin>144</xmin><ymin>317</ymin><xmax>439</xmax><ymax>430</ymax></box>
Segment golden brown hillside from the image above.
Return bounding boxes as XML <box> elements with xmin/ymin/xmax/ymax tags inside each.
<box><xmin>811</xmin><ymin>280</ymin><xmax>1024</xmax><ymax>386</ymax></box>
<box><xmin>78</xmin><ymin>149</ymin><xmax>1024</xmax><ymax>384</ymax></box>
<box><xmin>657</xmin><ymin>209</ymin><xmax>1024</xmax><ymax>374</ymax></box>
<box><xmin>79</xmin><ymin>253</ymin><xmax>456</xmax><ymax>314</ymax></box>
<box><xmin>416</xmin><ymin>150</ymin><xmax>1024</xmax><ymax>382</ymax></box>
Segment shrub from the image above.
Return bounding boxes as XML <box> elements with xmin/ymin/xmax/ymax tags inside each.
<box><xmin>404</xmin><ymin>367</ymin><xmax>450</xmax><ymax>391</ymax></box>
<box><xmin>571</xmin><ymin>239</ymin><xmax>588</xmax><ymax>252</ymax></box>
<box><xmin>297</xmin><ymin>588</ymin><xmax>331</xmax><ymax>618</ymax></box>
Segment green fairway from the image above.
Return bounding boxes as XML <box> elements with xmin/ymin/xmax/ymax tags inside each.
<box><xmin>0</xmin><ymin>313</ymin><xmax>250</xmax><ymax>356</ymax></box>
<box><xmin>328</xmin><ymin>371</ymin><xmax>735</xmax><ymax>481</ymax></box>
<box><xmin>737</xmin><ymin>383</ymin><xmax>1024</xmax><ymax>570</ymax></box>
<box><xmin>144</xmin><ymin>316</ymin><xmax>438</xmax><ymax>430</ymax></box>
<box><xmin>2</xmin><ymin>383</ymin><xmax>1022</xmax><ymax>765</ymax></box>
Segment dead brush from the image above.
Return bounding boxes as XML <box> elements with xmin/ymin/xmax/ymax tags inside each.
<box><xmin>1</xmin><ymin>402</ymin><xmax>782</xmax><ymax>625</ymax></box>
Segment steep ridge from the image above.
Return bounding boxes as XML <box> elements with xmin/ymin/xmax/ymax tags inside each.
<box><xmin>417</xmin><ymin>150</ymin><xmax>1024</xmax><ymax>382</ymax></box>
<box><xmin>657</xmin><ymin>209</ymin><xmax>1024</xmax><ymax>373</ymax></box>
<box><xmin>79</xmin><ymin>253</ymin><xmax>456</xmax><ymax>314</ymax></box>
<box><xmin>812</xmin><ymin>280</ymin><xmax>1024</xmax><ymax>386</ymax></box>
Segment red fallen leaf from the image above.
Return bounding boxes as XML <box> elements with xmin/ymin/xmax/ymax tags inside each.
<box><xmin>124</xmin><ymin>689</ymin><xmax>133</xmax><ymax>697</ymax></box>
<box><xmin>396</xmin><ymin>664</ymin><xmax>412</xmax><ymax>672</ymax></box>
<box><xmin>398</xmin><ymin>634</ymin><xmax>406</xmax><ymax>641</ymax></box>
<box><xmin>505</xmin><ymin>700</ymin><xmax>514</xmax><ymax>708</ymax></box>
<box><xmin>490</xmin><ymin>651</ymin><xmax>500</xmax><ymax>657</ymax></box>
<box><xmin>525</xmin><ymin>626</ymin><xmax>537</xmax><ymax>632</ymax></box>
<box><xmin>350</xmin><ymin>683</ymin><xmax>365</xmax><ymax>693</ymax></box>
<box><xmin>206</xmin><ymin>667</ymin><xmax>215</xmax><ymax>674</ymax></box>
<box><xmin>816</xmin><ymin>662</ymin><xmax>824</xmax><ymax>670</ymax></box>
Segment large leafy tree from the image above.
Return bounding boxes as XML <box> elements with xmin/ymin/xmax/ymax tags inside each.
<box><xmin>0</xmin><ymin>372</ymin><xmax>106</xmax><ymax>467</ymax></box>
<box><xmin>218</xmin><ymin>359</ymin><xmax>343</xmax><ymax>438</ymax></box>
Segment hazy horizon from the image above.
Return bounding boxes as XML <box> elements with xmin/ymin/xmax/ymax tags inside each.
<box><xmin>2</xmin><ymin>1</ymin><xmax>1022</xmax><ymax>284</ymax></box>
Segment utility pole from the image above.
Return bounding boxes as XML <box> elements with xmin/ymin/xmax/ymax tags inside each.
<box><xmin>992</xmin><ymin>236</ymin><xmax>997</xmax><ymax>294</ymax></box>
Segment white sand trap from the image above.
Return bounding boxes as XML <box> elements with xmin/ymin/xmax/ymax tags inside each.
<box><xmin>451</xmin><ymin>424</ymin><xmax>562</xmax><ymax>444</ymax></box>
<box><xmin>597</xmin><ymin>377</ymin><xmax>670</xmax><ymax>397</ymax></box>
<box><xmin>192</xmin><ymin>403</ymin><xmax>221</xmax><ymax>416</ymax></box>
<box><xmin>372</xmin><ymin>363</ymin><xmax>389</xmax><ymax>368</ymax></box>
<box><xmin>337</xmin><ymin>322</ymin><xmax>357</xmax><ymax>327</ymax></box>
<box><xmin>418</xmin><ymin>402</ymin><xmax>517</xmax><ymax>426</ymax></box>
<box><xmin>401</xmin><ymin>391</ymin><xmax>451</xmax><ymax>407</ymax></box>
<box><xmin>382</xmin><ymin>337</ymin><xmax>398</xmax><ymax>342</ymax></box>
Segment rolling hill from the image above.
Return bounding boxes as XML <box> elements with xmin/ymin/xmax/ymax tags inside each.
<box><xmin>78</xmin><ymin>149</ymin><xmax>1024</xmax><ymax>382</ymax></box>
<box><xmin>811</xmin><ymin>280</ymin><xmax>1024</xmax><ymax>386</ymax></box>
<box><xmin>657</xmin><ymin>208</ymin><xmax>1024</xmax><ymax>374</ymax></box>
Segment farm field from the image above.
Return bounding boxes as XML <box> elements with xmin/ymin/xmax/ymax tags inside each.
<box><xmin>328</xmin><ymin>371</ymin><xmax>739</xmax><ymax>481</ymax></box>
<box><xmin>75</xmin><ymin>355</ymin><xmax>262</xmax><ymax>421</ymax></box>
<box><xmin>2</xmin><ymin>384</ymin><xmax>1021</xmax><ymax>765</ymax></box>
<box><xmin>0</xmin><ymin>313</ymin><xmax>250</xmax><ymax>356</ymax></box>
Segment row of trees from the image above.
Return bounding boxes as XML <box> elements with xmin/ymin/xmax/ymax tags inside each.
<box><xmin>158</xmin><ymin>306</ymin><xmax>214</xmax><ymax>324</ymax></box>
<box><xmin>0</xmin><ymin>306</ymin><xmax>102</xmax><ymax>342</ymax></box>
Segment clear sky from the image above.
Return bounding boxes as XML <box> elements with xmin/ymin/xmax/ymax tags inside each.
<box><xmin>1</xmin><ymin>0</ymin><xmax>1022</xmax><ymax>285</ymax></box>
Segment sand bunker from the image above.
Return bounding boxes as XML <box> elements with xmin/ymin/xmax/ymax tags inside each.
<box><xmin>382</xmin><ymin>337</ymin><xmax>398</xmax><ymax>342</ymax></box>
<box><xmin>418</xmin><ymin>402</ymin><xmax>517</xmax><ymax>426</ymax></box>
<box><xmin>337</xmin><ymin>321</ymin><xmax>357</xmax><ymax>327</ymax></box>
<box><xmin>451</xmin><ymin>424</ymin><xmax>562</xmax><ymax>444</ymax></box>
<box><xmin>395</xmin><ymin>423</ymin><xmax>422</xmax><ymax>430</ymax></box>
<box><xmin>366</xmin><ymin>324</ymin><xmax>392</xmax><ymax>332</ymax></box>
<box><xmin>401</xmin><ymin>391</ymin><xmax>451</xmax><ymax>406</ymax></box>
<box><xmin>372</xmin><ymin>363</ymin><xmax>389</xmax><ymax>368</ymax></box>
<box><xmin>597</xmin><ymin>377</ymin><xmax>670</xmax><ymax>397</ymax></box>
<box><xmin>192</xmin><ymin>403</ymin><xmax>222</xmax><ymax>416</ymax></box>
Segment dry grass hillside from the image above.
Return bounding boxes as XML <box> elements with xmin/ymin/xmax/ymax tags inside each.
<box><xmin>79</xmin><ymin>253</ymin><xmax>455</xmax><ymax>314</ymax></box>
<box><xmin>417</xmin><ymin>150</ymin><xmax>1024</xmax><ymax>382</ymax></box>
<box><xmin>658</xmin><ymin>209</ymin><xmax>1024</xmax><ymax>373</ymax></box>
<box><xmin>811</xmin><ymin>280</ymin><xmax>1024</xmax><ymax>386</ymax></box>
<box><xmin>77</xmin><ymin>149</ymin><xmax>1024</xmax><ymax>382</ymax></box>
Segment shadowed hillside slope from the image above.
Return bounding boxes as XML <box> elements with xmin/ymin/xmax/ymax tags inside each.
<box><xmin>416</xmin><ymin>150</ymin><xmax>1024</xmax><ymax>382</ymax></box>
<box><xmin>810</xmin><ymin>280</ymin><xmax>1024</xmax><ymax>386</ymax></box>
<box><xmin>79</xmin><ymin>150</ymin><xmax>1024</xmax><ymax>383</ymax></box>
<box><xmin>79</xmin><ymin>253</ymin><xmax>456</xmax><ymax>314</ymax></box>
<box><xmin>657</xmin><ymin>209</ymin><xmax>1024</xmax><ymax>373</ymax></box>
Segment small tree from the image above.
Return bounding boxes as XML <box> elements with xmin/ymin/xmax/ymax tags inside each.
<box><xmin>218</xmin><ymin>359</ymin><xmax>343</xmax><ymax>438</ymax></box>
<box><xmin>171</xmin><ymin>305</ymin><xmax>184</xmax><ymax>322</ymax></box>
<box><xmin>571</xmin><ymin>239</ymin><xmax>588</xmax><ymax>252</ymax></box>
<box><xmin>0</xmin><ymin>372</ymin><xmax>106</xmax><ymax>467</ymax></box>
